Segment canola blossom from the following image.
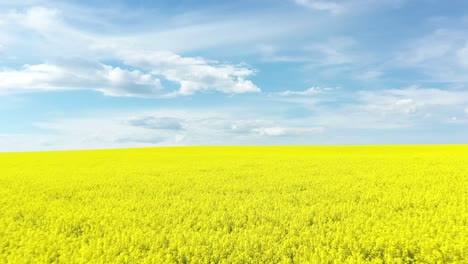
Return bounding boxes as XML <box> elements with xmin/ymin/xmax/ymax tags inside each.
<box><xmin>0</xmin><ymin>146</ymin><xmax>467</xmax><ymax>263</ymax></box>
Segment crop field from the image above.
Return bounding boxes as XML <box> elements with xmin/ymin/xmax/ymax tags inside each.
<box><xmin>0</xmin><ymin>145</ymin><xmax>467</xmax><ymax>263</ymax></box>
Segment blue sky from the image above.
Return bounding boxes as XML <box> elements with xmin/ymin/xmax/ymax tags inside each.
<box><xmin>1</xmin><ymin>0</ymin><xmax>468</xmax><ymax>151</ymax></box>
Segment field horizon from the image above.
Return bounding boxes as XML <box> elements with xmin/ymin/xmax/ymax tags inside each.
<box><xmin>2</xmin><ymin>143</ymin><xmax>468</xmax><ymax>154</ymax></box>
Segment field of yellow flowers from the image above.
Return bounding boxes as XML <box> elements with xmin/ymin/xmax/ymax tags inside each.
<box><xmin>0</xmin><ymin>146</ymin><xmax>467</xmax><ymax>263</ymax></box>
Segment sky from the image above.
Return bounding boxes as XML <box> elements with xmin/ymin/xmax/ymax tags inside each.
<box><xmin>1</xmin><ymin>0</ymin><xmax>468</xmax><ymax>151</ymax></box>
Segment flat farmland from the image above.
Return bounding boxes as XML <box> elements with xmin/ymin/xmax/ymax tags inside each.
<box><xmin>0</xmin><ymin>146</ymin><xmax>467</xmax><ymax>263</ymax></box>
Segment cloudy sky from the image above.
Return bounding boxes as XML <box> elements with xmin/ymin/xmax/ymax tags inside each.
<box><xmin>1</xmin><ymin>0</ymin><xmax>468</xmax><ymax>151</ymax></box>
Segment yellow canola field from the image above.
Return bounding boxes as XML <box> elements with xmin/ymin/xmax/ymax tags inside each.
<box><xmin>0</xmin><ymin>146</ymin><xmax>467</xmax><ymax>263</ymax></box>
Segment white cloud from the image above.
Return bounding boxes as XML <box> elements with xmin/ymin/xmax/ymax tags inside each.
<box><xmin>228</xmin><ymin>120</ymin><xmax>271</xmax><ymax>134</ymax></box>
<box><xmin>252</xmin><ymin>126</ymin><xmax>323</xmax><ymax>136</ymax></box>
<box><xmin>226</xmin><ymin>119</ymin><xmax>322</xmax><ymax>137</ymax></box>
<box><xmin>306</xmin><ymin>104</ymin><xmax>420</xmax><ymax>130</ymax></box>
<box><xmin>396</xmin><ymin>29</ymin><xmax>468</xmax><ymax>82</ymax></box>
<box><xmin>355</xmin><ymin>70</ymin><xmax>383</xmax><ymax>81</ymax></box>
<box><xmin>174</xmin><ymin>134</ymin><xmax>186</xmax><ymax>143</ymax></box>
<box><xmin>17</xmin><ymin>6</ymin><xmax>61</xmax><ymax>33</ymax></box>
<box><xmin>352</xmin><ymin>87</ymin><xmax>468</xmax><ymax>123</ymax></box>
<box><xmin>400</xmin><ymin>30</ymin><xmax>458</xmax><ymax>64</ymax></box>
<box><xmin>447</xmin><ymin>116</ymin><xmax>468</xmax><ymax>125</ymax></box>
<box><xmin>275</xmin><ymin>86</ymin><xmax>332</xmax><ymax>96</ymax></box>
<box><xmin>1</xmin><ymin>5</ymin><xmax>308</xmax><ymax>57</ymax></box>
<box><xmin>0</xmin><ymin>108</ymin><xmax>326</xmax><ymax>151</ymax></box>
<box><xmin>294</xmin><ymin>0</ymin><xmax>344</xmax><ymax>14</ymax></box>
<box><xmin>294</xmin><ymin>0</ymin><xmax>405</xmax><ymax>15</ymax></box>
<box><xmin>256</xmin><ymin>44</ymin><xmax>309</xmax><ymax>62</ymax></box>
<box><xmin>0</xmin><ymin>54</ymin><xmax>260</xmax><ymax>97</ymax></box>
<box><xmin>393</xmin><ymin>99</ymin><xmax>417</xmax><ymax>114</ymax></box>
<box><xmin>1</xmin><ymin>6</ymin><xmax>60</xmax><ymax>33</ymax></box>
<box><xmin>0</xmin><ymin>6</ymin><xmax>262</xmax><ymax>97</ymax></box>
<box><xmin>120</xmin><ymin>51</ymin><xmax>260</xmax><ymax>96</ymax></box>
<box><xmin>362</xmin><ymin>98</ymin><xmax>418</xmax><ymax>115</ymax></box>
<box><xmin>0</xmin><ymin>59</ymin><xmax>162</xmax><ymax>97</ymax></box>
<box><xmin>465</xmin><ymin>108</ymin><xmax>468</xmax><ymax>115</ymax></box>
<box><xmin>2</xmin><ymin>84</ymin><xmax>467</xmax><ymax>151</ymax></box>
<box><xmin>253</xmin><ymin>127</ymin><xmax>289</xmax><ymax>136</ymax></box>
<box><xmin>282</xmin><ymin>86</ymin><xmax>468</xmax><ymax>130</ymax></box>
<box><xmin>0</xmin><ymin>24</ymin><xmax>11</xmax><ymax>53</ymax></box>
<box><xmin>457</xmin><ymin>44</ymin><xmax>468</xmax><ymax>68</ymax></box>
<box><xmin>382</xmin><ymin>87</ymin><xmax>468</xmax><ymax>106</ymax></box>
<box><xmin>127</xmin><ymin>116</ymin><xmax>184</xmax><ymax>130</ymax></box>
<box><xmin>305</xmin><ymin>37</ymin><xmax>356</xmax><ymax>65</ymax></box>
<box><xmin>30</xmin><ymin>114</ymin><xmax>186</xmax><ymax>150</ymax></box>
